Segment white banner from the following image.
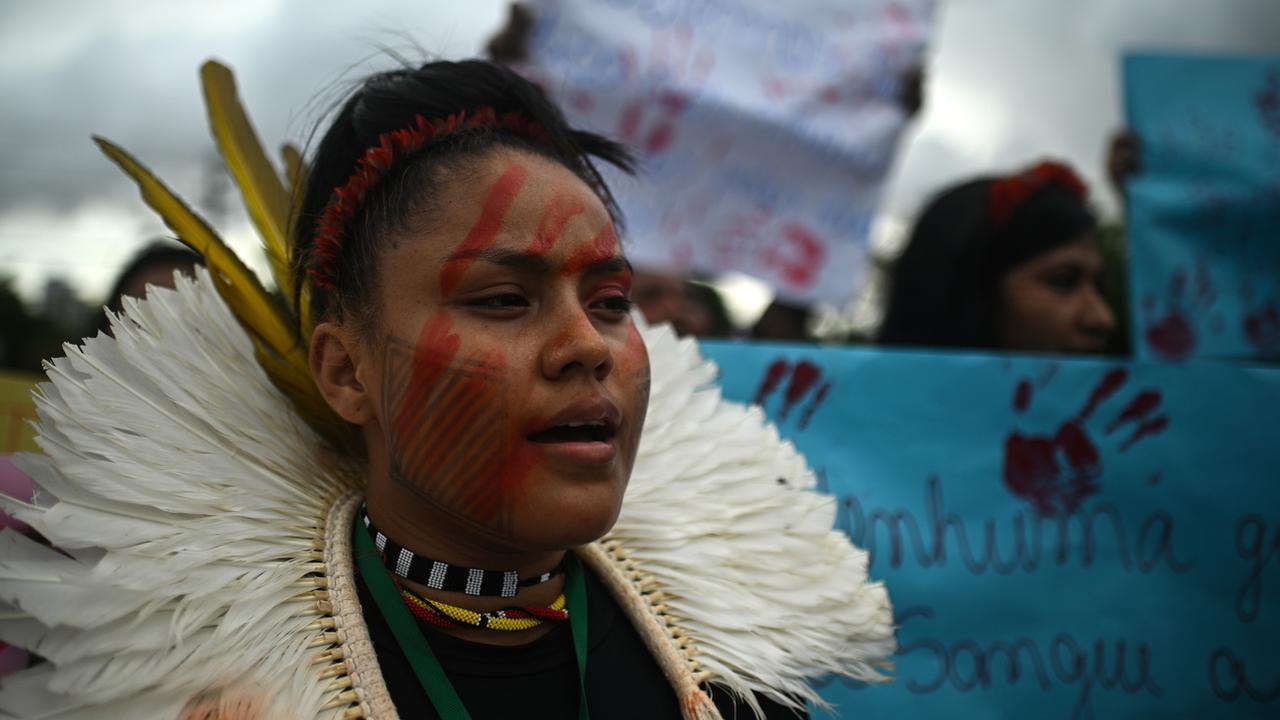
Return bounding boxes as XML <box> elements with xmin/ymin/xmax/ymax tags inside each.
<box><xmin>522</xmin><ymin>0</ymin><xmax>933</xmax><ymax>304</ymax></box>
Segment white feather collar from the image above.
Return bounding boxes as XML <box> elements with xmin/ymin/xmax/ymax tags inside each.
<box><xmin>0</xmin><ymin>270</ymin><xmax>893</xmax><ymax>719</ymax></box>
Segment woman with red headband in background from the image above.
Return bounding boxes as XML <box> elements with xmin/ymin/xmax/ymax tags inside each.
<box><xmin>879</xmin><ymin>161</ymin><xmax>1119</xmax><ymax>354</ymax></box>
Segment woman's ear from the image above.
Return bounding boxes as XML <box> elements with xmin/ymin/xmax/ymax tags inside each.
<box><xmin>310</xmin><ymin>321</ymin><xmax>375</xmax><ymax>425</ymax></box>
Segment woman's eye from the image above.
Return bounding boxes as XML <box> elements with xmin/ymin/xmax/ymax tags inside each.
<box><xmin>467</xmin><ymin>293</ymin><xmax>530</xmax><ymax>309</ymax></box>
<box><xmin>594</xmin><ymin>295</ymin><xmax>634</xmax><ymax>315</ymax></box>
<box><xmin>1041</xmin><ymin>268</ymin><xmax>1083</xmax><ymax>294</ymax></box>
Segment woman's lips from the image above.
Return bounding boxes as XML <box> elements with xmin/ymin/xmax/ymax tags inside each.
<box><xmin>526</xmin><ymin>397</ymin><xmax>621</xmax><ymax>465</ymax></box>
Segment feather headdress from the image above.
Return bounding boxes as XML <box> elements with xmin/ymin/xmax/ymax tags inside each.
<box><xmin>93</xmin><ymin>60</ymin><xmax>348</xmax><ymax>449</ymax></box>
<box><xmin>0</xmin><ymin>61</ymin><xmax>893</xmax><ymax>719</ymax></box>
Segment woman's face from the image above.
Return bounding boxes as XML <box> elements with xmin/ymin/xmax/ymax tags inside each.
<box><xmin>357</xmin><ymin>148</ymin><xmax>649</xmax><ymax>552</ymax></box>
<box><xmin>997</xmin><ymin>235</ymin><xmax>1116</xmax><ymax>354</ymax></box>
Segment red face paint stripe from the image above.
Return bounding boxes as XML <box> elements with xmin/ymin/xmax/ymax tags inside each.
<box><xmin>402</xmin><ymin>371</ymin><xmax>501</xmax><ymax>471</ymax></box>
<box><xmin>439</xmin><ymin>163</ymin><xmax>530</xmax><ymax>295</ymax></box>
<box><xmin>434</xmin><ymin>431</ymin><xmax>504</xmax><ymax>510</ymax></box>
<box><xmin>527</xmin><ymin>190</ymin><xmax>586</xmax><ymax>256</ymax></box>
<box><xmin>429</xmin><ymin>388</ymin><xmax>504</xmax><ymax>471</ymax></box>
<box><xmin>560</xmin><ymin>223</ymin><xmax>620</xmax><ymax>276</ymax></box>
<box><xmin>398</xmin><ymin>385</ymin><xmax>494</xmax><ymax>474</ymax></box>
<box><xmin>490</xmin><ymin>446</ymin><xmax>540</xmax><ymax>514</ymax></box>
<box><xmin>392</xmin><ymin>315</ymin><xmax>461</xmax><ymax>434</ymax></box>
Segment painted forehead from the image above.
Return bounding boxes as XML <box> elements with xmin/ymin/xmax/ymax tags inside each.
<box><xmin>479</xmin><ymin>151</ymin><xmax>613</xmax><ymax>235</ymax></box>
<box><xmin>437</xmin><ymin>153</ymin><xmax>622</xmax><ymax>284</ymax></box>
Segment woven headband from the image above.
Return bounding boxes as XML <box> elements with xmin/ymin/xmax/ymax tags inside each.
<box><xmin>310</xmin><ymin>106</ymin><xmax>549</xmax><ymax>290</ymax></box>
<box><xmin>987</xmin><ymin>161</ymin><xmax>1087</xmax><ymax>227</ymax></box>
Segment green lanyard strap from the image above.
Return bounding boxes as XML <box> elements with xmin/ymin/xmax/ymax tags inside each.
<box><xmin>353</xmin><ymin>520</ymin><xmax>590</xmax><ymax>720</ymax></box>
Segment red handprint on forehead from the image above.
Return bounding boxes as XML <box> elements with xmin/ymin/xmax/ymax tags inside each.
<box><xmin>1003</xmin><ymin>368</ymin><xmax>1170</xmax><ymax>517</ymax></box>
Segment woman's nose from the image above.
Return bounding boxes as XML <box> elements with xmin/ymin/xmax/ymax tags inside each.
<box><xmin>1081</xmin><ymin>286</ymin><xmax>1117</xmax><ymax>336</ymax></box>
<box><xmin>540</xmin><ymin>305</ymin><xmax>612</xmax><ymax>382</ymax></box>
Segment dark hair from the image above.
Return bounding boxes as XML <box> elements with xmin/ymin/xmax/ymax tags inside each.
<box><xmin>105</xmin><ymin>240</ymin><xmax>203</xmax><ymax>314</ymax></box>
<box><xmin>878</xmin><ymin>167</ymin><xmax>1097</xmax><ymax>349</ymax></box>
<box><xmin>290</xmin><ymin>59</ymin><xmax>634</xmax><ymax>332</ymax></box>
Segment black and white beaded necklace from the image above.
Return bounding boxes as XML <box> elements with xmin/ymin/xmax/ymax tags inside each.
<box><xmin>360</xmin><ymin>510</ymin><xmax>566</xmax><ymax>598</ymax></box>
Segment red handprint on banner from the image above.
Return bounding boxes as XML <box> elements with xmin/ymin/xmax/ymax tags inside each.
<box><xmin>1243</xmin><ymin>301</ymin><xmax>1280</xmax><ymax>356</ymax></box>
<box><xmin>1255</xmin><ymin>69</ymin><xmax>1280</xmax><ymax>137</ymax></box>
<box><xmin>761</xmin><ymin>222</ymin><xmax>827</xmax><ymax>290</ymax></box>
<box><xmin>1004</xmin><ymin>368</ymin><xmax>1170</xmax><ymax>517</ymax></box>
<box><xmin>1242</xmin><ymin>280</ymin><xmax>1280</xmax><ymax>357</ymax></box>
<box><xmin>614</xmin><ymin>25</ymin><xmax>715</xmax><ymax>157</ymax></box>
<box><xmin>617</xmin><ymin>90</ymin><xmax>689</xmax><ymax>155</ymax></box>
<box><xmin>1143</xmin><ymin>261</ymin><xmax>1217</xmax><ymax>361</ymax></box>
<box><xmin>754</xmin><ymin>358</ymin><xmax>832</xmax><ymax>430</ymax></box>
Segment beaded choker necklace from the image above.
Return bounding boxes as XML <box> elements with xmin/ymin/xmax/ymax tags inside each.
<box><xmin>399</xmin><ymin>586</ymin><xmax>569</xmax><ymax>631</ymax></box>
<box><xmin>361</xmin><ymin>511</ymin><xmax>566</xmax><ymax>598</ymax></box>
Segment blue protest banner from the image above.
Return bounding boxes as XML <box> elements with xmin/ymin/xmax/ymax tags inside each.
<box><xmin>1125</xmin><ymin>52</ymin><xmax>1280</xmax><ymax>362</ymax></box>
<box><xmin>702</xmin><ymin>341</ymin><xmax>1280</xmax><ymax>717</ymax></box>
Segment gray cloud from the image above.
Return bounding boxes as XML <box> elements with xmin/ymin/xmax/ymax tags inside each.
<box><xmin>0</xmin><ymin>0</ymin><xmax>505</xmax><ymax>216</ymax></box>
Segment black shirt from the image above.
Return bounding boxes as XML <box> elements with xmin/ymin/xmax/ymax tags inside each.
<box><xmin>355</xmin><ymin>561</ymin><xmax>806</xmax><ymax>719</ymax></box>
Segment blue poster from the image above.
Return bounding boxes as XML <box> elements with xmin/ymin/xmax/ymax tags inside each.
<box><xmin>1124</xmin><ymin>52</ymin><xmax>1280</xmax><ymax>362</ymax></box>
<box><xmin>702</xmin><ymin>341</ymin><xmax>1280</xmax><ymax>718</ymax></box>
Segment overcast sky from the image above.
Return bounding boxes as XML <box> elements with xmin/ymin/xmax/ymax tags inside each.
<box><xmin>1</xmin><ymin>0</ymin><xmax>1277</xmax><ymax>306</ymax></box>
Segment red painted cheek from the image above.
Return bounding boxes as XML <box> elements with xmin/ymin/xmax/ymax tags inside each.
<box><xmin>560</xmin><ymin>223</ymin><xmax>620</xmax><ymax>276</ymax></box>
<box><xmin>617</xmin><ymin>324</ymin><xmax>651</xmax><ymax>449</ymax></box>
<box><xmin>621</xmin><ymin>323</ymin><xmax>647</xmax><ymax>368</ymax></box>
<box><xmin>387</xmin><ymin>311</ymin><xmax>539</xmax><ymax>533</ymax></box>
<box><xmin>620</xmin><ymin>324</ymin><xmax>651</xmax><ymax>405</ymax></box>
<box><xmin>389</xmin><ymin>313</ymin><xmax>459</xmax><ymax>437</ymax></box>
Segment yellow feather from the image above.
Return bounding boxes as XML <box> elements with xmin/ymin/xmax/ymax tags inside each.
<box><xmin>297</xmin><ymin>281</ymin><xmax>316</xmax><ymax>344</ymax></box>
<box><xmin>93</xmin><ymin>136</ymin><xmax>299</xmax><ymax>358</ymax></box>
<box><xmin>95</xmin><ymin>135</ymin><xmax>354</xmax><ymax>450</ymax></box>
<box><xmin>280</xmin><ymin>142</ymin><xmax>317</xmax><ymax>341</ymax></box>
<box><xmin>281</xmin><ymin>143</ymin><xmax>308</xmax><ymax>205</ymax></box>
<box><xmin>201</xmin><ymin>61</ymin><xmax>295</xmax><ymax>305</ymax></box>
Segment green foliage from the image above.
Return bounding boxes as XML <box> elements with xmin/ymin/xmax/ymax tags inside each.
<box><xmin>0</xmin><ymin>277</ymin><xmax>80</xmax><ymax>373</ymax></box>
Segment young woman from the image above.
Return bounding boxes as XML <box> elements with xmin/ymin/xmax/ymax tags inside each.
<box><xmin>879</xmin><ymin>161</ymin><xmax>1118</xmax><ymax>354</ymax></box>
<box><xmin>294</xmin><ymin>59</ymin><xmax>763</xmax><ymax>718</ymax></box>
<box><xmin>0</xmin><ymin>60</ymin><xmax>893</xmax><ymax>719</ymax></box>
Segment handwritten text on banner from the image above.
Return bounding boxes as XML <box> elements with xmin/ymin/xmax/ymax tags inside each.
<box><xmin>524</xmin><ymin>0</ymin><xmax>933</xmax><ymax>304</ymax></box>
<box><xmin>703</xmin><ymin>342</ymin><xmax>1279</xmax><ymax>718</ymax></box>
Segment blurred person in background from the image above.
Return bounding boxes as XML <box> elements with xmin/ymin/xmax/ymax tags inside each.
<box><xmin>752</xmin><ymin>300</ymin><xmax>811</xmax><ymax>342</ymax></box>
<box><xmin>878</xmin><ymin>160</ymin><xmax>1119</xmax><ymax>354</ymax></box>
<box><xmin>632</xmin><ymin>269</ymin><xmax>732</xmax><ymax>337</ymax></box>
<box><xmin>99</xmin><ymin>239</ymin><xmax>203</xmax><ymax>329</ymax></box>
